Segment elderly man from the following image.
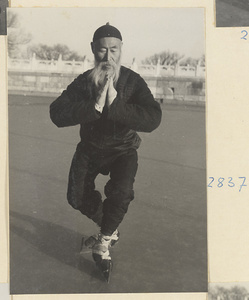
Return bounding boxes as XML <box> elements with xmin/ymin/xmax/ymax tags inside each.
<box><xmin>50</xmin><ymin>23</ymin><xmax>162</xmax><ymax>282</ymax></box>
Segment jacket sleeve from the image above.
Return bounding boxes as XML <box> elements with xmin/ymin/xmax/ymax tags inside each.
<box><xmin>50</xmin><ymin>74</ymin><xmax>101</xmax><ymax>128</ymax></box>
<box><xmin>107</xmin><ymin>76</ymin><xmax>162</xmax><ymax>132</ymax></box>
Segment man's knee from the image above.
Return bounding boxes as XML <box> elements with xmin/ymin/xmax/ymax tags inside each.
<box><xmin>67</xmin><ymin>190</ymin><xmax>102</xmax><ymax>215</ymax></box>
<box><xmin>104</xmin><ymin>181</ymin><xmax>135</xmax><ymax>202</ymax></box>
<box><xmin>104</xmin><ymin>183</ymin><xmax>135</xmax><ymax>216</ymax></box>
<box><xmin>67</xmin><ymin>190</ymin><xmax>82</xmax><ymax>210</ymax></box>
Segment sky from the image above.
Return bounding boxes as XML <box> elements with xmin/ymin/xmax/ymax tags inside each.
<box><xmin>8</xmin><ymin>7</ymin><xmax>205</xmax><ymax>64</ymax></box>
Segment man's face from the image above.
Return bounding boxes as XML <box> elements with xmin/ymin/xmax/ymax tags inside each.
<box><xmin>89</xmin><ymin>37</ymin><xmax>122</xmax><ymax>87</ymax></box>
<box><xmin>91</xmin><ymin>37</ymin><xmax>122</xmax><ymax>70</ymax></box>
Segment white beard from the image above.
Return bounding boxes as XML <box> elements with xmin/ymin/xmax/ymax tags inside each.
<box><xmin>88</xmin><ymin>59</ymin><xmax>121</xmax><ymax>91</ymax></box>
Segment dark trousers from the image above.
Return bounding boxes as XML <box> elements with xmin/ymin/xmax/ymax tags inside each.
<box><xmin>67</xmin><ymin>145</ymin><xmax>138</xmax><ymax>235</ymax></box>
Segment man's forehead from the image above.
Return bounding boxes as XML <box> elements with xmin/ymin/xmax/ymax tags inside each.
<box><xmin>95</xmin><ymin>37</ymin><xmax>122</xmax><ymax>48</ymax></box>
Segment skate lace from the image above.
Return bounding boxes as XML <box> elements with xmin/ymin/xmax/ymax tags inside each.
<box><xmin>100</xmin><ymin>249</ymin><xmax>111</xmax><ymax>260</ymax></box>
<box><xmin>92</xmin><ymin>236</ymin><xmax>112</xmax><ymax>260</ymax></box>
<box><xmin>92</xmin><ymin>247</ymin><xmax>111</xmax><ymax>260</ymax></box>
<box><xmin>110</xmin><ymin>229</ymin><xmax>119</xmax><ymax>241</ymax></box>
<box><xmin>100</xmin><ymin>235</ymin><xmax>112</xmax><ymax>247</ymax></box>
<box><xmin>99</xmin><ymin>231</ymin><xmax>118</xmax><ymax>242</ymax></box>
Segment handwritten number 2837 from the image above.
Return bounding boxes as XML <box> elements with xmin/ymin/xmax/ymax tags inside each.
<box><xmin>208</xmin><ymin>177</ymin><xmax>247</xmax><ymax>192</ymax></box>
<box><xmin>241</xmin><ymin>30</ymin><xmax>248</xmax><ymax>40</ymax></box>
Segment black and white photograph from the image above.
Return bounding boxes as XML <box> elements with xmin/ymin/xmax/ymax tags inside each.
<box><xmin>216</xmin><ymin>0</ymin><xmax>249</xmax><ymax>27</ymax></box>
<box><xmin>209</xmin><ymin>283</ymin><xmax>249</xmax><ymax>300</ymax></box>
<box><xmin>8</xmin><ymin>7</ymin><xmax>207</xmax><ymax>294</ymax></box>
<box><xmin>0</xmin><ymin>0</ymin><xmax>8</xmax><ymax>35</ymax></box>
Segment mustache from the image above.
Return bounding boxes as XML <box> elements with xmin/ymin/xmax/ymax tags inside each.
<box><xmin>89</xmin><ymin>59</ymin><xmax>121</xmax><ymax>89</ymax></box>
<box><xmin>99</xmin><ymin>61</ymin><xmax>116</xmax><ymax>69</ymax></box>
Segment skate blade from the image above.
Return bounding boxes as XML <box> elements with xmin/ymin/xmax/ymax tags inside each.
<box><xmin>80</xmin><ymin>237</ymin><xmax>92</xmax><ymax>254</ymax></box>
<box><xmin>98</xmin><ymin>260</ymin><xmax>113</xmax><ymax>283</ymax></box>
<box><xmin>103</xmin><ymin>269</ymin><xmax>111</xmax><ymax>283</ymax></box>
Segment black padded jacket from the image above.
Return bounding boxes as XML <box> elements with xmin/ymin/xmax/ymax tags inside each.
<box><xmin>50</xmin><ymin>66</ymin><xmax>162</xmax><ymax>151</ymax></box>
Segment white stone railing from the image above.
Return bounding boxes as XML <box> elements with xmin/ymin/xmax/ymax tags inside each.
<box><xmin>8</xmin><ymin>57</ymin><xmax>91</xmax><ymax>74</ymax></box>
<box><xmin>134</xmin><ymin>63</ymin><xmax>205</xmax><ymax>77</ymax></box>
<box><xmin>8</xmin><ymin>56</ymin><xmax>205</xmax><ymax>78</ymax></box>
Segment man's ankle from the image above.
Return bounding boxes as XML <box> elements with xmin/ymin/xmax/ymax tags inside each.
<box><xmin>101</xmin><ymin>230</ymin><xmax>114</xmax><ymax>237</ymax></box>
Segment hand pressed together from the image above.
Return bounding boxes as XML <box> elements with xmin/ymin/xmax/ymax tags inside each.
<box><xmin>106</xmin><ymin>77</ymin><xmax>117</xmax><ymax>106</ymax></box>
<box><xmin>95</xmin><ymin>76</ymin><xmax>117</xmax><ymax>111</ymax></box>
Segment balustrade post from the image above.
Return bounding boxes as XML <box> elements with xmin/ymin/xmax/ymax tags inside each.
<box><xmin>51</xmin><ymin>58</ymin><xmax>56</xmax><ymax>71</ymax></box>
<box><xmin>57</xmin><ymin>54</ymin><xmax>63</xmax><ymax>72</ymax></box>
<box><xmin>195</xmin><ymin>60</ymin><xmax>201</xmax><ymax>77</ymax></box>
<box><xmin>174</xmin><ymin>62</ymin><xmax>179</xmax><ymax>76</ymax></box>
<box><xmin>83</xmin><ymin>56</ymin><xmax>88</xmax><ymax>72</ymax></box>
<box><xmin>31</xmin><ymin>53</ymin><xmax>37</xmax><ymax>71</ymax></box>
<box><xmin>72</xmin><ymin>59</ymin><xmax>75</xmax><ymax>73</ymax></box>
<box><xmin>131</xmin><ymin>58</ymin><xmax>138</xmax><ymax>72</ymax></box>
<box><xmin>156</xmin><ymin>58</ymin><xmax>161</xmax><ymax>77</ymax></box>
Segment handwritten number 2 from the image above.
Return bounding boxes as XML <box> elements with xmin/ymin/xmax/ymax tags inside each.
<box><xmin>241</xmin><ymin>30</ymin><xmax>248</xmax><ymax>40</ymax></box>
<box><xmin>208</xmin><ymin>177</ymin><xmax>214</xmax><ymax>188</ymax></box>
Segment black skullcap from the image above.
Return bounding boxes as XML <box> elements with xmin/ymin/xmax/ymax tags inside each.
<box><xmin>93</xmin><ymin>22</ymin><xmax>122</xmax><ymax>42</ymax></box>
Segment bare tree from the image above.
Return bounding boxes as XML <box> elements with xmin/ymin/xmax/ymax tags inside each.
<box><xmin>7</xmin><ymin>11</ymin><xmax>32</xmax><ymax>58</ymax></box>
<box><xmin>209</xmin><ymin>286</ymin><xmax>229</xmax><ymax>300</ymax></box>
<box><xmin>209</xmin><ymin>285</ymin><xmax>249</xmax><ymax>300</ymax></box>
<box><xmin>27</xmin><ymin>43</ymin><xmax>84</xmax><ymax>61</ymax></box>
<box><xmin>142</xmin><ymin>50</ymin><xmax>205</xmax><ymax>67</ymax></box>
<box><xmin>142</xmin><ymin>50</ymin><xmax>184</xmax><ymax>66</ymax></box>
<box><xmin>229</xmin><ymin>286</ymin><xmax>248</xmax><ymax>300</ymax></box>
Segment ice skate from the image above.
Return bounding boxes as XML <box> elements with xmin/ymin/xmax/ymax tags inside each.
<box><xmin>92</xmin><ymin>233</ymin><xmax>115</xmax><ymax>283</ymax></box>
<box><xmin>84</xmin><ymin>229</ymin><xmax>120</xmax><ymax>249</ymax></box>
